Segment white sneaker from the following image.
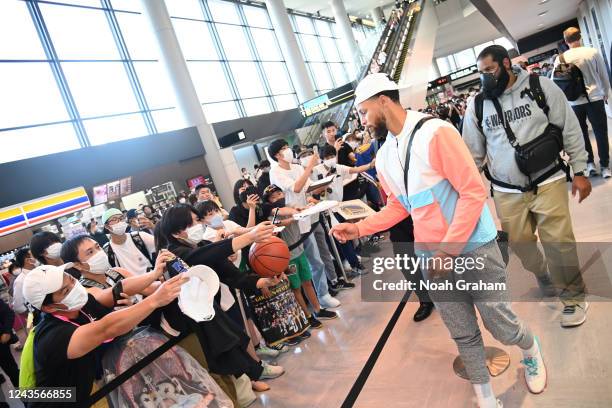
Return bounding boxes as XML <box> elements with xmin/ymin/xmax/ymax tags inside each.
<box><xmin>601</xmin><ymin>167</ymin><xmax>611</xmax><ymax>179</ymax></box>
<box><xmin>256</xmin><ymin>346</ymin><xmax>280</xmax><ymax>359</ymax></box>
<box><xmin>586</xmin><ymin>162</ymin><xmax>597</xmax><ymax>177</ymax></box>
<box><xmin>561</xmin><ymin>301</ymin><xmax>589</xmax><ymax>327</ymax></box>
<box><xmin>521</xmin><ymin>336</ymin><xmax>547</xmax><ymax>394</ymax></box>
<box><xmin>496</xmin><ymin>400</ymin><xmax>503</xmax><ymax>408</ymax></box>
<box><xmin>319</xmin><ymin>293</ymin><xmax>341</xmax><ymax>308</ymax></box>
<box><xmin>260</xmin><ymin>362</ymin><xmax>284</xmax><ymax>379</ymax></box>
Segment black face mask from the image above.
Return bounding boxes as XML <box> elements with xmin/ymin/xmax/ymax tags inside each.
<box><xmin>480</xmin><ymin>65</ymin><xmax>510</xmax><ymax>99</ymax></box>
<box><xmin>270</xmin><ymin>198</ymin><xmax>285</xmax><ymax>208</ymax></box>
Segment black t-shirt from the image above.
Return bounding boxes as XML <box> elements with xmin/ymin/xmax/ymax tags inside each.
<box><xmin>33</xmin><ymin>295</ymin><xmax>112</xmax><ymax>407</ymax></box>
<box><xmin>228</xmin><ymin>205</ymin><xmax>268</xmax><ymax>228</ymax></box>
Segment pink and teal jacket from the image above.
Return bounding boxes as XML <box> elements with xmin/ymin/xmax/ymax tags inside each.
<box><xmin>356</xmin><ymin>112</ymin><xmax>497</xmax><ymax>255</ymax></box>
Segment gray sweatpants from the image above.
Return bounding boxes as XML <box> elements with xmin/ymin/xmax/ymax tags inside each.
<box><xmin>312</xmin><ymin>222</ymin><xmax>338</xmax><ymax>283</ymax></box>
<box><xmin>424</xmin><ymin>240</ymin><xmax>534</xmax><ymax>384</ymax></box>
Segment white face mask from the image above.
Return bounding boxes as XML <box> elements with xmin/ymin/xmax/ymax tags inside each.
<box><xmin>324</xmin><ymin>158</ymin><xmax>337</xmax><ymax>168</ymax></box>
<box><xmin>60</xmin><ymin>281</ymin><xmax>89</xmax><ymax>311</ymax></box>
<box><xmin>46</xmin><ymin>243</ymin><xmax>62</xmax><ymax>259</ymax></box>
<box><xmin>281</xmin><ymin>149</ymin><xmax>294</xmax><ymax>162</ymax></box>
<box><xmin>178</xmin><ymin>198</ymin><xmax>187</xmax><ymax>204</ymax></box>
<box><xmin>110</xmin><ymin>221</ymin><xmax>128</xmax><ymax>235</ymax></box>
<box><xmin>347</xmin><ymin>141</ymin><xmax>359</xmax><ymax>150</ymax></box>
<box><xmin>186</xmin><ymin>224</ymin><xmax>205</xmax><ymax>245</ymax></box>
<box><xmin>87</xmin><ymin>250</ymin><xmax>111</xmax><ymax>275</ymax></box>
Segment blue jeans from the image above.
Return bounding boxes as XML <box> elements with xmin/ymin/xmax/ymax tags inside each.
<box><xmin>303</xmin><ymin>234</ymin><xmax>330</xmax><ymax>298</ymax></box>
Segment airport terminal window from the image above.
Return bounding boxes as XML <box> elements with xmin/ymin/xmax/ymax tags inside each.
<box><xmin>166</xmin><ymin>0</ymin><xmax>299</xmax><ymax>119</ymax></box>
<box><xmin>436</xmin><ymin>37</ymin><xmax>515</xmax><ymax>76</ymax></box>
<box><xmin>291</xmin><ymin>15</ymin><xmax>352</xmax><ymax>93</ymax></box>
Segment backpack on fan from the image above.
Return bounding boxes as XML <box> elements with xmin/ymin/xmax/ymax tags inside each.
<box><xmin>552</xmin><ymin>53</ymin><xmax>589</xmax><ymax>101</ymax></box>
<box><xmin>101</xmin><ymin>328</ymin><xmax>233</xmax><ymax>408</ymax></box>
<box><xmin>103</xmin><ymin>231</ymin><xmax>155</xmax><ymax>269</ymax></box>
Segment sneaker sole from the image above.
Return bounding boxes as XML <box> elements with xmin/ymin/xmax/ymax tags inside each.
<box><xmin>316</xmin><ymin>314</ymin><xmax>338</xmax><ymax>320</ymax></box>
<box><xmin>309</xmin><ymin>323</ymin><xmax>323</xmax><ymax>329</ymax></box>
<box><xmin>259</xmin><ymin>371</ymin><xmax>285</xmax><ymax>380</ymax></box>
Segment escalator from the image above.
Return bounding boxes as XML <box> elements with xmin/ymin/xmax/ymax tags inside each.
<box><xmin>296</xmin><ymin>0</ymin><xmax>425</xmax><ymax>146</ymax></box>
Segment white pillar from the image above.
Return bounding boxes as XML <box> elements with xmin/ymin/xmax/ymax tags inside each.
<box><xmin>372</xmin><ymin>7</ymin><xmax>385</xmax><ymax>28</ymax></box>
<box><xmin>330</xmin><ymin>0</ymin><xmax>360</xmax><ymax>65</ymax></box>
<box><xmin>265</xmin><ymin>0</ymin><xmax>316</xmax><ymax>102</ymax></box>
<box><xmin>140</xmin><ymin>0</ymin><xmax>241</xmax><ymax>207</ymax></box>
<box><xmin>397</xmin><ymin>1</ymin><xmax>440</xmax><ymax>110</ymax></box>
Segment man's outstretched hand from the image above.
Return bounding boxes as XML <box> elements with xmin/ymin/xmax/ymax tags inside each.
<box><xmin>330</xmin><ymin>223</ymin><xmax>359</xmax><ymax>243</ymax></box>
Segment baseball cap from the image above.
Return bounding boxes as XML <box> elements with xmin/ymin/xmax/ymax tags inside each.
<box><xmin>126</xmin><ymin>209</ymin><xmax>138</xmax><ymax>221</ymax></box>
<box><xmin>178</xmin><ymin>265</ymin><xmax>220</xmax><ymax>322</ymax></box>
<box><xmin>101</xmin><ymin>208</ymin><xmax>123</xmax><ymax>225</ymax></box>
<box><xmin>262</xmin><ymin>184</ymin><xmax>282</xmax><ymax>201</ymax></box>
<box><xmin>354</xmin><ymin>73</ymin><xmax>399</xmax><ymax>105</ymax></box>
<box><xmin>22</xmin><ymin>263</ymin><xmax>74</xmax><ymax>310</ymax></box>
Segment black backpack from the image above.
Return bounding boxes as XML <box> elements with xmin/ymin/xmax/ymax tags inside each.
<box><xmin>103</xmin><ymin>231</ymin><xmax>156</xmax><ymax>270</ymax></box>
<box><xmin>552</xmin><ymin>53</ymin><xmax>589</xmax><ymax>101</ymax></box>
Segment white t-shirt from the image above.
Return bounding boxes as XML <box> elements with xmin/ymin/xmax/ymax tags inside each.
<box><xmin>109</xmin><ymin>232</ymin><xmax>156</xmax><ymax>275</ymax></box>
<box><xmin>312</xmin><ymin>163</ymin><xmax>352</xmax><ymax>202</ymax></box>
<box><xmin>12</xmin><ymin>269</ymin><xmax>28</xmax><ymax>314</ymax></box>
<box><xmin>270</xmin><ymin>163</ymin><xmax>313</xmax><ymax>233</ymax></box>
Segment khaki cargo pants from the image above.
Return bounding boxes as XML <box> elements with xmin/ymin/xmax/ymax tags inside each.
<box><xmin>493</xmin><ymin>179</ymin><xmax>586</xmax><ymax>305</ymax></box>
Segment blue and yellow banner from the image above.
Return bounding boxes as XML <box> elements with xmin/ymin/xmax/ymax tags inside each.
<box><xmin>0</xmin><ymin>187</ymin><xmax>91</xmax><ymax>236</ymax></box>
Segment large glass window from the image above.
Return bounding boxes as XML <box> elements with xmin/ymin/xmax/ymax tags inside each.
<box><xmin>453</xmin><ymin>48</ymin><xmax>476</xmax><ymax>70</ymax></box>
<box><xmin>167</xmin><ymin>0</ymin><xmax>300</xmax><ymax>119</ymax></box>
<box><xmin>292</xmin><ymin>14</ymin><xmax>352</xmax><ymax>93</ymax></box>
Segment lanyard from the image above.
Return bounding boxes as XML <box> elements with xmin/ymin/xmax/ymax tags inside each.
<box><xmin>52</xmin><ymin>311</ymin><xmax>114</xmax><ymax>343</ymax></box>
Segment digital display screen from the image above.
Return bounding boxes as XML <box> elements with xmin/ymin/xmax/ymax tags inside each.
<box><xmin>119</xmin><ymin>177</ymin><xmax>132</xmax><ymax>196</ymax></box>
<box><xmin>187</xmin><ymin>175</ymin><xmax>207</xmax><ymax>190</ymax></box>
<box><xmin>93</xmin><ymin>185</ymin><xmax>108</xmax><ymax>206</ymax></box>
<box><xmin>107</xmin><ymin>181</ymin><xmax>121</xmax><ymax>201</ymax></box>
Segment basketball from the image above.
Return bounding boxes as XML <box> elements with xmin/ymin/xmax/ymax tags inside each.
<box><xmin>248</xmin><ymin>236</ymin><xmax>290</xmax><ymax>278</ymax></box>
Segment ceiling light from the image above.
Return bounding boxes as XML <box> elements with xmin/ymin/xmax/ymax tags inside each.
<box><xmin>538</xmin><ymin>11</ymin><xmax>548</xmax><ymax>16</ymax></box>
<box><xmin>538</xmin><ymin>23</ymin><xmax>544</xmax><ymax>27</ymax></box>
<box><xmin>538</xmin><ymin>0</ymin><xmax>549</xmax><ymax>4</ymax></box>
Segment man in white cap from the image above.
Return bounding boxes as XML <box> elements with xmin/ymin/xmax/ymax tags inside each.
<box><xmin>330</xmin><ymin>73</ymin><xmax>546</xmax><ymax>407</ymax></box>
<box><xmin>22</xmin><ymin>263</ymin><xmax>185</xmax><ymax>405</ymax></box>
<box><xmin>102</xmin><ymin>208</ymin><xmax>157</xmax><ymax>275</ymax></box>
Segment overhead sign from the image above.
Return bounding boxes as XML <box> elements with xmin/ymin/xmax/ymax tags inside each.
<box><xmin>299</xmin><ymin>83</ymin><xmax>355</xmax><ymax>118</ymax></box>
<box><xmin>428</xmin><ymin>64</ymin><xmax>478</xmax><ymax>89</ymax></box>
<box><xmin>527</xmin><ymin>48</ymin><xmax>558</xmax><ymax>65</ymax></box>
<box><xmin>0</xmin><ymin>187</ymin><xmax>91</xmax><ymax>236</ymax></box>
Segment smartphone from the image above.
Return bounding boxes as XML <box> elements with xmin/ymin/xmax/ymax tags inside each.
<box><xmin>164</xmin><ymin>257</ymin><xmax>189</xmax><ymax>280</ymax></box>
<box><xmin>271</xmin><ymin>207</ymin><xmax>281</xmax><ymax>225</ymax></box>
<box><xmin>312</xmin><ymin>144</ymin><xmax>318</xmax><ymax>158</ymax></box>
<box><xmin>112</xmin><ymin>281</ymin><xmax>124</xmax><ymax>305</ymax></box>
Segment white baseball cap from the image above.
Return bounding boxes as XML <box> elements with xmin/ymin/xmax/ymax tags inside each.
<box><xmin>354</xmin><ymin>73</ymin><xmax>399</xmax><ymax>105</ymax></box>
<box><xmin>178</xmin><ymin>265</ymin><xmax>220</xmax><ymax>322</ymax></box>
<box><xmin>22</xmin><ymin>263</ymin><xmax>74</xmax><ymax>310</ymax></box>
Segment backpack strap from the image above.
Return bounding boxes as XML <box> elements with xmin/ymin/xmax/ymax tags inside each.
<box><xmin>559</xmin><ymin>53</ymin><xmax>566</xmax><ymax>65</ymax></box>
<box><xmin>102</xmin><ymin>241</ymin><xmax>117</xmax><ymax>268</ymax></box>
<box><xmin>403</xmin><ymin>116</ymin><xmax>435</xmax><ymax>193</ymax></box>
<box><xmin>130</xmin><ymin>231</ymin><xmax>155</xmax><ymax>266</ymax></box>
<box><xmin>528</xmin><ymin>74</ymin><xmax>550</xmax><ymax>116</ymax></box>
<box><xmin>475</xmin><ymin>93</ymin><xmax>485</xmax><ymax>132</ymax></box>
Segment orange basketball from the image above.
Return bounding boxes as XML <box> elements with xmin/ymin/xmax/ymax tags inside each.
<box><xmin>248</xmin><ymin>236</ymin><xmax>291</xmax><ymax>277</ymax></box>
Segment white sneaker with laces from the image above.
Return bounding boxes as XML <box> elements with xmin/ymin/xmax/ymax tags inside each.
<box><xmin>256</xmin><ymin>346</ymin><xmax>280</xmax><ymax>359</ymax></box>
<box><xmin>260</xmin><ymin>362</ymin><xmax>284</xmax><ymax>379</ymax></box>
<box><xmin>561</xmin><ymin>301</ymin><xmax>589</xmax><ymax>327</ymax></box>
<box><xmin>601</xmin><ymin>167</ymin><xmax>611</xmax><ymax>179</ymax></box>
<box><xmin>319</xmin><ymin>293</ymin><xmax>341</xmax><ymax>308</ymax></box>
<box><xmin>586</xmin><ymin>162</ymin><xmax>597</xmax><ymax>177</ymax></box>
<box><xmin>521</xmin><ymin>336</ymin><xmax>547</xmax><ymax>394</ymax></box>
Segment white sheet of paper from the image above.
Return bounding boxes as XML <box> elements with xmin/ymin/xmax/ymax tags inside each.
<box><xmin>293</xmin><ymin>200</ymin><xmax>339</xmax><ymax>219</ymax></box>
